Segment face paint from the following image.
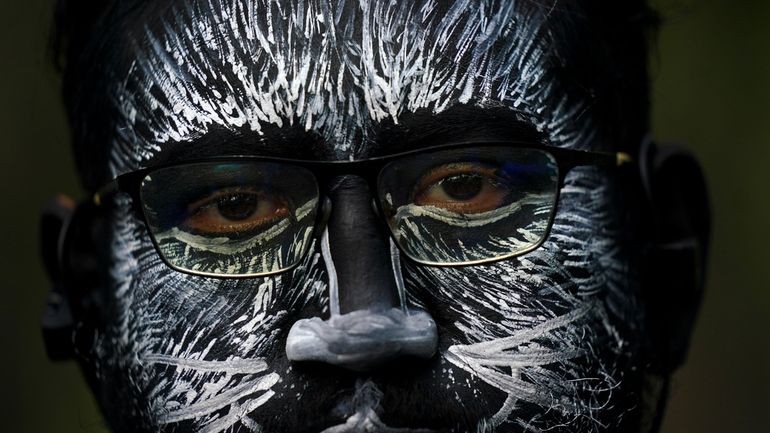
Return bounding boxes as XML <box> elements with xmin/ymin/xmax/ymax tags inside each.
<box><xmin>79</xmin><ymin>0</ymin><xmax>654</xmax><ymax>432</ymax></box>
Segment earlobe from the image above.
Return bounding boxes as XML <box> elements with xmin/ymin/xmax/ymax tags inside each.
<box><xmin>639</xmin><ymin>141</ymin><xmax>711</xmax><ymax>373</ymax></box>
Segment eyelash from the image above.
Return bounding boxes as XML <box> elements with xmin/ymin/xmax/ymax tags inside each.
<box><xmin>182</xmin><ymin>187</ymin><xmax>290</xmax><ymax>236</ymax></box>
<box><xmin>412</xmin><ymin>163</ymin><xmax>499</xmax><ymax>195</ymax></box>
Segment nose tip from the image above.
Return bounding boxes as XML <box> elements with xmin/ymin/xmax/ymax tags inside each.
<box><xmin>285</xmin><ymin>308</ymin><xmax>438</xmax><ymax>372</ymax></box>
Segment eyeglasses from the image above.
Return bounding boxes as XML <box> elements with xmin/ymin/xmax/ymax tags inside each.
<box><xmin>94</xmin><ymin>141</ymin><xmax>631</xmax><ymax>278</ymax></box>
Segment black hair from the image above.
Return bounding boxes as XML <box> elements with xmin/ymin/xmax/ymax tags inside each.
<box><xmin>549</xmin><ymin>0</ymin><xmax>660</xmax><ymax>152</ymax></box>
<box><xmin>52</xmin><ymin>0</ymin><xmax>659</xmax><ymax>190</ymax></box>
<box><xmin>52</xmin><ymin>0</ymin><xmax>142</xmax><ymax>189</ymax></box>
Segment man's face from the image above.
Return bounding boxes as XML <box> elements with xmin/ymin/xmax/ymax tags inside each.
<box><xmin>84</xmin><ymin>1</ymin><xmax>655</xmax><ymax>432</ymax></box>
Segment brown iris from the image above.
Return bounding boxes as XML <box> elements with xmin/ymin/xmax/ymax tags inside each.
<box><xmin>183</xmin><ymin>187</ymin><xmax>289</xmax><ymax>236</ymax></box>
<box><xmin>412</xmin><ymin>163</ymin><xmax>511</xmax><ymax>214</ymax></box>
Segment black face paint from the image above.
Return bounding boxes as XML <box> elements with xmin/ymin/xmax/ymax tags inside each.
<box><xmin>325</xmin><ymin>176</ymin><xmax>401</xmax><ymax>314</ymax></box>
<box><xmin>70</xmin><ymin>1</ymin><xmax>660</xmax><ymax>432</ymax></box>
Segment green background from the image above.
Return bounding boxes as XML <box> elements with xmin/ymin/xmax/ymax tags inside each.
<box><xmin>1</xmin><ymin>0</ymin><xmax>768</xmax><ymax>431</ymax></box>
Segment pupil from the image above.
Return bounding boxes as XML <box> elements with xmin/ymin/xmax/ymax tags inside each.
<box><xmin>217</xmin><ymin>194</ymin><xmax>258</xmax><ymax>221</ymax></box>
<box><xmin>441</xmin><ymin>175</ymin><xmax>483</xmax><ymax>200</ymax></box>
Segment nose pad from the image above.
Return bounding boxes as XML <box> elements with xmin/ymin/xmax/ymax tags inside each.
<box><xmin>285</xmin><ymin>176</ymin><xmax>438</xmax><ymax>371</ymax></box>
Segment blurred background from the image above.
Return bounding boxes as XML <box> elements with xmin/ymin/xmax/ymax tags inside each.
<box><xmin>1</xmin><ymin>0</ymin><xmax>768</xmax><ymax>431</ymax></box>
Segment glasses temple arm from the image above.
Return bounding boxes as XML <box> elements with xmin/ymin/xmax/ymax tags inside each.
<box><xmin>93</xmin><ymin>181</ymin><xmax>119</xmax><ymax>207</ymax></box>
<box><xmin>616</xmin><ymin>152</ymin><xmax>634</xmax><ymax>167</ymax></box>
<box><xmin>562</xmin><ymin>150</ymin><xmax>634</xmax><ymax>170</ymax></box>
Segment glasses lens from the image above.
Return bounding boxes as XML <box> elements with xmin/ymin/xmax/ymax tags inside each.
<box><xmin>140</xmin><ymin>162</ymin><xmax>319</xmax><ymax>276</ymax></box>
<box><xmin>378</xmin><ymin>147</ymin><xmax>559</xmax><ymax>265</ymax></box>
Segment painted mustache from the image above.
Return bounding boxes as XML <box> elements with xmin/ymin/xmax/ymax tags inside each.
<box><xmin>285</xmin><ymin>308</ymin><xmax>438</xmax><ymax>371</ymax></box>
<box><xmin>140</xmin><ymin>354</ymin><xmax>279</xmax><ymax>431</ymax></box>
<box><xmin>446</xmin><ymin>302</ymin><xmax>596</xmax><ymax>426</ymax></box>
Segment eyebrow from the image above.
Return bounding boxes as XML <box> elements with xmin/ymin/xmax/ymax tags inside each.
<box><xmin>141</xmin><ymin>105</ymin><xmax>543</xmax><ymax>167</ymax></box>
<box><xmin>369</xmin><ymin>105</ymin><xmax>545</xmax><ymax>157</ymax></box>
<box><xmin>142</xmin><ymin>124</ymin><xmax>328</xmax><ymax>167</ymax></box>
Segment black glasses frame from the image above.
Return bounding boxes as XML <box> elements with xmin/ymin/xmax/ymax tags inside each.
<box><xmin>94</xmin><ymin>141</ymin><xmax>632</xmax><ymax>278</ymax></box>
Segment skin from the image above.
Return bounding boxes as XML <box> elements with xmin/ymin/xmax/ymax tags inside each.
<box><xmin>74</xmin><ymin>1</ymin><xmax>662</xmax><ymax>432</ymax></box>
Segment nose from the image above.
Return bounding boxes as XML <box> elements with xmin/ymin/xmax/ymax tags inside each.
<box><xmin>286</xmin><ymin>176</ymin><xmax>438</xmax><ymax>371</ymax></box>
<box><xmin>326</xmin><ymin>175</ymin><xmax>401</xmax><ymax>314</ymax></box>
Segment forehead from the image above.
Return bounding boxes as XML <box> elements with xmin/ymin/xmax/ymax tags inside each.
<box><xmin>107</xmin><ymin>0</ymin><xmax>594</xmax><ymax>176</ymax></box>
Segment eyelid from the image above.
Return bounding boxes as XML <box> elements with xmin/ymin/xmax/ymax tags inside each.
<box><xmin>412</xmin><ymin>162</ymin><xmax>497</xmax><ymax>197</ymax></box>
<box><xmin>183</xmin><ymin>213</ymin><xmax>287</xmax><ymax>237</ymax></box>
<box><xmin>186</xmin><ymin>186</ymin><xmax>261</xmax><ymax>214</ymax></box>
<box><xmin>183</xmin><ymin>200</ymin><xmax>290</xmax><ymax>238</ymax></box>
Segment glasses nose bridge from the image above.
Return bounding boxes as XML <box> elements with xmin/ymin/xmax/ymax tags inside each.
<box><xmin>317</xmin><ymin>160</ymin><xmax>382</xmax><ymax>197</ymax></box>
<box><xmin>317</xmin><ymin>163</ymin><xmax>386</xmax><ymax>223</ymax></box>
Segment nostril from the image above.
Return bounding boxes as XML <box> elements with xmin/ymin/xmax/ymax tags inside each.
<box><xmin>285</xmin><ymin>308</ymin><xmax>438</xmax><ymax>372</ymax></box>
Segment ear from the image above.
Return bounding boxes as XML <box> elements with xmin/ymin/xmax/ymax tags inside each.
<box><xmin>640</xmin><ymin>141</ymin><xmax>711</xmax><ymax>373</ymax></box>
<box><xmin>40</xmin><ymin>195</ymin><xmax>110</xmax><ymax>360</ymax></box>
<box><xmin>40</xmin><ymin>195</ymin><xmax>76</xmax><ymax>360</ymax></box>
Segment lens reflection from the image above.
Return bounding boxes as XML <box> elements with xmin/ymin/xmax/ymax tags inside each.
<box><xmin>141</xmin><ymin>162</ymin><xmax>319</xmax><ymax>276</ymax></box>
<box><xmin>378</xmin><ymin>147</ymin><xmax>559</xmax><ymax>264</ymax></box>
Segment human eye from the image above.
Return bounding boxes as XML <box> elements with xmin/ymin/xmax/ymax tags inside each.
<box><xmin>411</xmin><ymin>162</ymin><xmax>513</xmax><ymax>214</ymax></box>
<box><xmin>182</xmin><ymin>187</ymin><xmax>290</xmax><ymax>237</ymax></box>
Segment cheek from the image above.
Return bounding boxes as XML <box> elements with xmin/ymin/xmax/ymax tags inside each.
<box><xmin>405</xmin><ymin>167</ymin><xmax>642</xmax><ymax>341</ymax></box>
<box><xmin>103</xmin><ymin>198</ymin><xmax>328</xmax><ymax>342</ymax></box>
<box><xmin>402</xmin><ymin>168</ymin><xmax>648</xmax><ymax>429</ymax></box>
<box><xmin>89</xmin><ymin>196</ymin><xmax>329</xmax><ymax>425</ymax></box>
